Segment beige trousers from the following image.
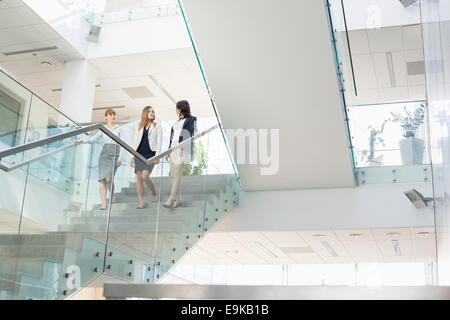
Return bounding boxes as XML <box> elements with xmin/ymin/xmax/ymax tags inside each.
<box><xmin>168</xmin><ymin>149</ymin><xmax>185</xmax><ymax>202</ymax></box>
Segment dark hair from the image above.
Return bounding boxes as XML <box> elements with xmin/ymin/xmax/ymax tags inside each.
<box><xmin>176</xmin><ymin>100</ymin><xmax>192</xmax><ymax>118</ymax></box>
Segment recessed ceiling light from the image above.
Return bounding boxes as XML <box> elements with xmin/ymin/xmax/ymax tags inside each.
<box><xmin>312</xmin><ymin>234</ymin><xmax>327</xmax><ymax>238</ymax></box>
<box><xmin>385</xmin><ymin>232</ymin><xmax>401</xmax><ymax>238</ymax></box>
<box><xmin>417</xmin><ymin>231</ymin><xmax>432</xmax><ymax>237</ymax></box>
<box><xmin>348</xmin><ymin>233</ymin><xmax>362</xmax><ymax>239</ymax></box>
<box><xmin>254</xmin><ymin>241</ymin><xmax>277</xmax><ymax>258</ymax></box>
<box><xmin>40</xmin><ymin>61</ymin><xmax>54</xmax><ymax>69</ymax></box>
<box><xmin>321</xmin><ymin>241</ymin><xmax>338</xmax><ymax>257</ymax></box>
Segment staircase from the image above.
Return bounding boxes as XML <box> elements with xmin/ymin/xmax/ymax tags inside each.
<box><xmin>0</xmin><ymin>173</ymin><xmax>239</xmax><ymax>299</ymax></box>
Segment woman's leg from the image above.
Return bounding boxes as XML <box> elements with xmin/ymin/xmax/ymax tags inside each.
<box><xmin>166</xmin><ymin>152</ymin><xmax>184</xmax><ymax>205</ymax></box>
<box><xmin>99</xmin><ymin>179</ymin><xmax>107</xmax><ymax>209</ymax></box>
<box><xmin>142</xmin><ymin>169</ymin><xmax>157</xmax><ymax>201</ymax></box>
<box><xmin>105</xmin><ymin>178</ymin><xmax>114</xmax><ymax>202</ymax></box>
<box><xmin>136</xmin><ymin>170</ymin><xmax>145</xmax><ymax>208</ymax></box>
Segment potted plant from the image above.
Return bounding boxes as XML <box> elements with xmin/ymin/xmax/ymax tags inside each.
<box><xmin>390</xmin><ymin>104</ymin><xmax>426</xmax><ymax>165</ymax></box>
<box><xmin>360</xmin><ymin>120</ymin><xmax>387</xmax><ymax>166</ymax></box>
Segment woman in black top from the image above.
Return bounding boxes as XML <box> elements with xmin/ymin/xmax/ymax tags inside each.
<box><xmin>163</xmin><ymin>100</ymin><xmax>197</xmax><ymax>208</ymax></box>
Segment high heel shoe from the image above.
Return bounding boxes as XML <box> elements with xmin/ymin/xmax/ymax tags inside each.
<box><xmin>163</xmin><ymin>200</ymin><xmax>173</xmax><ymax>208</ymax></box>
<box><xmin>170</xmin><ymin>200</ymin><xmax>181</xmax><ymax>208</ymax></box>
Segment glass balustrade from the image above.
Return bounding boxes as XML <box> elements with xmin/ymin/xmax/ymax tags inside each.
<box><xmin>324</xmin><ymin>1</ymin><xmax>432</xmax><ymax>185</ymax></box>
<box><xmin>0</xmin><ymin>69</ymin><xmax>80</xmax><ymax>191</ymax></box>
<box><xmin>0</xmin><ymin>128</ymin><xmax>110</xmax><ymax>299</ymax></box>
<box><xmin>58</xmin><ymin>0</ymin><xmax>180</xmax><ymax>25</ymax></box>
<box><xmin>0</xmin><ymin>122</ymin><xmax>240</xmax><ymax>299</ymax></box>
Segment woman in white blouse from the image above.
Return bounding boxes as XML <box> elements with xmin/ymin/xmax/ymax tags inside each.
<box><xmin>74</xmin><ymin>109</ymin><xmax>123</xmax><ymax>210</ymax></box>
<box><xmin>163</xmin><ymin>100</ymin><xmax>197</xmax><ymax>208</ymax></box>
<box><xmin>130</xmin><ymin>106</ymin><xmax>162</xmax><ymax>209</ymax></box>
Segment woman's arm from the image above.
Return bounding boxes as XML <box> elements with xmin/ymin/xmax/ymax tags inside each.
<box><xmin>168</xmin><ymin>127</ymin><xmax>174</xmax><ymax>149</ymax></box>
<box><xmin>75</xmin><ymin>130</ymin><xmax>102</xmax><ymax>145</ymax></box>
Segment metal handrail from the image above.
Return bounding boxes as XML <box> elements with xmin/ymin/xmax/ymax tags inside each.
<box><xmin>0</xmin><ymin>123</ymin><xmax>219</xmax><ymax>172</ymax></box>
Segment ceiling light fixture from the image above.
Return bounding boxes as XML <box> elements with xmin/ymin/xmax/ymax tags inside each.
<box><xmin>3</xmin><ymin>46</ymin><xmax>58</xmax><ymax>56</ymax></box>
<box><xmin>312</xmin><ymin>234</ymin><xmax>327</xmax><ymax>238</ymax></box>
<box><xmin>348</xmin><ymin>233</ymin><xmax>362</xmax><ymax>239</ymax></box>
<box><xmin>386</xmin><ymin>52</ymin><xmax>397</xmax><ymax>87</ymax></box>
<box><xmin>417</xmin><ymin>231</ymin><xmax>432</xmax><ymax>237</ymax></box>
<box><xmin>254</xmin><ymin>241</ymin><xmax>278</xmax><ymax>258</ymax></box>
<box><xmin>385</xmin><ymin>232</ymin><xmax>401</xmax><ymax>238</ymax></box>
<box><xmin>39</xmin><ymin>61</ymin><xmax>54</xmax><ymax>69</ymax></box>
<box><xmin>392</xmin><ymin>240</ymin><xmax>402</xmax><ymax>256</ymax></box>
<box><xmin>321</xmin><ymin>241</ymin><xmax>338</xmax><ymax>257</ymax></box>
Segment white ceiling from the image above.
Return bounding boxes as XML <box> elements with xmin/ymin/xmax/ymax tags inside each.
<box><xmin>0</xmin><ymin>1</ymin><xmax>214</xmax><ymax>124</ymax></box>
<box><xmin>28</xmin><ymin>48</ymin><xmax>216</xmax><ymax>122</ymax></box>
<box><xmin>0</xmin><ymin>0</ymin><xmax>83</xmax><ymax>75</ymax></box>
<box><xmin>177</xmin><ymin>227</ymin><xmax>436</xmax><ymax>266</ymax></box>
<box><xmin>346</xmin><ymin>24</ymin><xmax>426</xmax><ymax>105</ymax></box>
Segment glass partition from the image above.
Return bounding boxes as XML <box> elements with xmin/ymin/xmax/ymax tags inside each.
<box><xmin>324</xmin><ymin>1</ymin><xmax>431</xmax><ymax>184</ymax></box>
<box><xmin>420</xmin><ymin>0</ymin><xmax>450</xmax><ymax>285</ymax></box>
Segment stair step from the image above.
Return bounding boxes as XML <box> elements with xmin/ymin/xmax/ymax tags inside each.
<box><xmin>0</xmin><ymin>245</ymin><xmax>66</xmax><ymax>262</ymax></box>
<box><xmin>70</xmin><ymin>213</ymin><xmax>192</xmax><ymax>225</ymax></box>
<box><xmin>58</xmin><ymin>221</ymin><xmax>190</xmax><ymax>233</ymax></box>
<box><xmin>0</xmin><ymin>261</ymin><xmax>44</xmax><ymax>278</ymax></box>
<box><xmin>90</xmin><ymin>200</ymin><xmax>204</xmax><ymax>212</ymax></box>
<box><xmin>112</xmin><ymin>192</ymin><xmax>215</xmax><ymax>203</ymax></box>
<box><xmin>0</xmin><ymin>233</ymin><xmax>83</xmax><ymax>249</ymax></box>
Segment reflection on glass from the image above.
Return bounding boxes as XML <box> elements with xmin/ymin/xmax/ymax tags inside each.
<box><xmin>58</xmin><ymin>0</ymin><xmax>180</xmax><ymax>25</ymax></box>
<box><xmin>349</xmin><ymin>101</ymin><xmax>429</xmax><ymax>167</ymax></box>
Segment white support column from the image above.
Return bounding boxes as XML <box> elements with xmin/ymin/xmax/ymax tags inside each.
<box><xmin>60</xmin><ymin>59</ymin><xmax>97</xmax><ymax>124</ymax></box>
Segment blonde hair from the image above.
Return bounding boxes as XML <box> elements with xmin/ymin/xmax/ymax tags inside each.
<box><xmin>138</xmin><ymin>106</ymin><xmax>157</xmax><ymax>130</ymax></box>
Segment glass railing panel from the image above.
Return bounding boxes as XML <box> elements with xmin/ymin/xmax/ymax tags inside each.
<box><xmin>0</xmin><ymin>70</ymin><xmax>79</xmax><ymax>152</ymax></box>
<box><xmin>153</xmin><ymin>133</ymin><xmax>209</xmax><ymax>281</ymax></box>
<box><xmin>58</xmin><ymin>0</ymin><xmax>180</xmax><ymax>25</ymax></box>
<box><xmin>25</xmin><ymin>94</ymin><xmax>79</xmax><ymax>142</ymax></box>
<box><xmin>103</xmin><ymin>143</ymin><xmax>161</xmax><ymax>283</ymax></box>
<box><xmin>0</xmin><ymin>131</ymin><xmax>97</xmax><ymax>193</ymax></box>
<box><xmin>325</xmin><ymin>0</ymin><xmax>357</xmax><ymax>171</ymax></box>
<box><xmin>356</xmin><ymin>164</ymin><xmax>432</xmax><ymax>185</ymax></box>
<box><xmin>326</xmin><ymin>0</ymin><xmax>356</xmax><ymax>107</ymax></box>
<box><xmin>3</xmin><ymin>132</ymin><xmax>113</xmax><ymax>299</ymax></box>
<box><xmin>203</xmin><ymin>128</ymin><xmax>239</xmax><ymax>232</ymax></box>
<box><xmin>0</xmin><ymin>167</ymin><xmax>27</xmax><ymax>300</ymax></box>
